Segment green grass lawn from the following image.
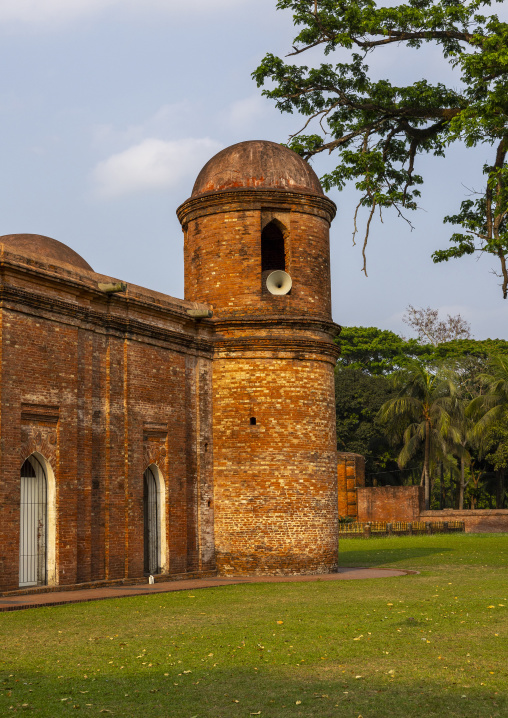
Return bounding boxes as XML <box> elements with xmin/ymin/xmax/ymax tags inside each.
<box><xmin>1</xmin><ymin>533</ymin><xmax>507</xmax><ymax>718</ymax></box>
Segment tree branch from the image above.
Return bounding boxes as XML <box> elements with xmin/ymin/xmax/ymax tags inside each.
<box><xmin>362</xmin><ymin>199</ymin><xmax>377</xmax><ymax>277</ymax></box>
<box><xmin>287</xmin><ymin>29</ymin><xmax>476</xmax><ymax>57</ymax></box>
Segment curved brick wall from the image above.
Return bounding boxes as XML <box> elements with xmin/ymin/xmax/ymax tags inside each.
<box><xmin>179</xmin><ymin>176</ymin><xmax>340</xmax><ymax>576</ymax></box>
<box><xmin>178</xmin><ymin>190</ymin><xmax>336</xmax><ymax>320</ymax></box>
<box><xmin>212</xmin><ymin>355</ymin><xmax>338</xmax><ymax>575</ymax></box>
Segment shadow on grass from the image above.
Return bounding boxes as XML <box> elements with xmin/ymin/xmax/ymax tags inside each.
<box><xmin>2</xmin><ymin>667</ymin><xmax>505</xmax><ymax>718</ymax></box>
<box><xmin>338</xmin><ymin>545</ymin><xmax>453</xmax><ymax>568</ymax></box>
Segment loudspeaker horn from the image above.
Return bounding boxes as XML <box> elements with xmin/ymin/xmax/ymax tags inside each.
<box><xmin>266</xmin><ymin>270</ymin><xmax>292</xmax><ymax>295</ymax></box>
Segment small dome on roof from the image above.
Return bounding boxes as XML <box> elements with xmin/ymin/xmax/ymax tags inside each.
<box><xmin>0</xmin><ymin>234</ymin><xmax>92</xmax><ymax>271</ymax></box>
<box><xmin>191</xmin><ymin>140</ymin><xmax>324</xmax><ymax>198</ymax></box>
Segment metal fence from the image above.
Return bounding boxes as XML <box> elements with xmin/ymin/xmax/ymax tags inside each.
<box><xmin>338</xmin><ymin>520</ymin><xmax>465</xmax><ymax>537</ymax></box>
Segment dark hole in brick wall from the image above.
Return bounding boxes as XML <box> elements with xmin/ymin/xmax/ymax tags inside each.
<box><xmin>92</xmin><ymin>479</ymin><xmax>100</xmax><ymax>490</ymax></box>
<box><xmin>208</xmin><ymin>499</ymin><xmax>212</xmax><ymax>508</ymax></box>
<box><xmin>250</xmin><ymin>417</ymin><xmax>257</xmax><ymax>426</ymax></box>
<box><xmin>261</xmin><ymin>222</ymin><xmax>285</xmax><ymax>272</ymax></box>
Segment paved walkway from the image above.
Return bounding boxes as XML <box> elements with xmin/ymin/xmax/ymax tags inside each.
<box><xmin>0</xmin><ymin>567</ymin><xmax>414</xmax><ymax>613</ymax></box>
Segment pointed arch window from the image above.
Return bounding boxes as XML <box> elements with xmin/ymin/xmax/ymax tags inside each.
<box><xmin>19</xmin><ymin>455</ymin><xmax>47</xmax><ymax>587</ymax></box>
<box><xmin>261</xmin><ymin>221</ymin><xmax>286</xmax><ymax>273</ymax></box>
<box><xmin>143</xmin><ymin>465</ymin><xmax>167</xmax><ymax>575</ymax></box>
<box><xmin>143</xmin><ymin>466</ymin><xmax>159</xmax><ymax>574</ymax></box>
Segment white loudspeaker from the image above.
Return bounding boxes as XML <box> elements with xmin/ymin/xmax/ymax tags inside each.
<box><xmin>266</xmin><ymin>270</ymin><xmax>292</xmax><ymax>295</ymax></box>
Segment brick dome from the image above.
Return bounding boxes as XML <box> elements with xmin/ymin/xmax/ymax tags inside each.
<box><xmin>0</xmin><ymin>234</ymin><xmax>92</xmax><ymax>271</ymax></box>
<box><xmin>191</xmin><ymin>140</ymin><xmax>324</xmax><ymax>197</ymax></box>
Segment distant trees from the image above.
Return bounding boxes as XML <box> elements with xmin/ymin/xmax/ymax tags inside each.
<box><xmin>335</xmin><ymin>321</ymin><xmax>508</xmax><ymax>509</ymax></box>
<box><xmin>335</xmin><ymin>366</ymin><xmax>397</xmax><ymax>480</ymax></box>
<box><xmin>402</xmin><ymin>305</ymin><xmax>471</xmax><ymax>346</ymax></box>
<box><xmin>335</xmin><ymin>326</ymin><xmax>423</xmax><ymax>482</ymax></box>
<box><xmin>378</xmin><ymin>362</ymin><xmax>455</xmax><ymax>510</ymax></box>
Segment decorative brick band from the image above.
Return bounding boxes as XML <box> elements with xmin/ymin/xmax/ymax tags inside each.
<box><xmin>177</xmin><ymin>187</ymin><xmax>337</xmax><ymax>227</ymax></box>
<box><xmin>0</xmin><ymin>284</ymin><xmax>214</xmax><ymax>356</ymax></box>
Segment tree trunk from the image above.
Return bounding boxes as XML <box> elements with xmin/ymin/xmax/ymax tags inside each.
<box><xmin>496</xmin><ymin>469</ymin><xmax>505</xmax><ymax>509</ymax></box>
<box><xmin>459</xmin><ymin>456</ymin><xmax>465</xmax><ymax>511</ymax></box>
<box><xmin>424</xmin><ymin>419</ymin><xmax>431</xmax><ymax>510</ymax></box>
<box><xmin>440</xmin><ymin>462</ymin><xmax>445</xmax><ymax>510</ymax></box>
<box><xmin>452</xmin><ymin>469</ymin><xmax>458</xmax><ymax>509</ymax></box>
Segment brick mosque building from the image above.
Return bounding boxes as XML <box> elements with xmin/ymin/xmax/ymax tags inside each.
<box><xmin>0</xmin><ymin>140</ymin><xmax>341</xmax><ymax>594</ymax></box>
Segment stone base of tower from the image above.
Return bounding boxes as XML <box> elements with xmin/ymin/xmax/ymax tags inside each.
<box><xmin>214</xmin><ymin>481</ymin><xmax>340</xmax><ymax>577</ymax></box>
<box><xmin>216</xmin><ymin>549</ymin><xmax>338</xmax><ymax>577</ymax></box>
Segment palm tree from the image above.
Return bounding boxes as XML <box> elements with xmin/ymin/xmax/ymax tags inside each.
<box><xmin>447</xmin><ymin>396</ymin><xmax>475</xmax><ymax>510</ymax></box>
<box><xmin>468</xmin><ymin>354</ymin><xmax>508</xmax><ymax>507</ymax></box>
<box><xmin>378</xmin><ymin>361</ymin><xmax>456</xmax><ymax>510</ymax></box>
<box><xmin>469</xmin><ymin>354</ymin><xmax>508</xmax><ymax>428</ymax></box>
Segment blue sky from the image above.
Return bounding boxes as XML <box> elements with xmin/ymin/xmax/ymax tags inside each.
<box><xmin>0</xmin><ymin>0</ymin><xmax>506</xmax><ymax>339</ymax></box>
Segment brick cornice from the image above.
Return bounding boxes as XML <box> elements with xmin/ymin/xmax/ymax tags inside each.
<box><xmin>211</xmin><ymin>314</ymin><xmax>341</xmax><ymax>337</ymax></box>
<box><xmin>213</xmin><ymin>335</ymin><xmax>341</xmax><ymax>363</ymax></box>
<box><xmin>177</xmin><ymin>187</ymin><xmax>337</xmax><ymax>227</ymax></box>
<box><xmin>211</xmin><ymin>313</ymin><xmax>341</xmax><ymax>362</ymax></box>
<box><xmin>0</xmin><ymin>284</ymin><xmax>214</xmax><ymax>356</ymax></box>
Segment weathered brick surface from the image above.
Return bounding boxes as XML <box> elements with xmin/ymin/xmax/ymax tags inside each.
<box><xmin>421</xmin><ymin>510</ymin><xmax>508</xmax><ymax>533</ymax></box>
<box><xmin>178</xmin><ymin>173</ymin><xmax>341</xmax><ymax>576</ymax></box>
<box><xmin>337</xmin><ymin>453</ymin><xmax>365</xmax><ymax>518</ymax></box>
<box><xmin>179</xmin><ymin>192</ymin><xmax>334</xmax><ymax>320</ymax></box>
<box><xmin>355</xmin><ymin>486</ymin><xmax>508</xmax><ymax>532</ymax></box>
<box><xmin>211</xmin><ymin>356</ymin><xmax>338</xmax><ymax>574</ymax></box>
<box><xmin>0</xmin><ymin>246</ymin><xmax>215</xmax><ymax>593</ymax></box>
<box><xmin>357</xmin><ymin>486</ymin><xmax>425</xmax><ymax>522</ymax></box>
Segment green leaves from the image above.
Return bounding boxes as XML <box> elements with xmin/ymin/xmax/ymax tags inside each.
<box><xmin>254</xmin><ymin>0</ymin><xmax>508</xmax><ymax>293</ymax></box>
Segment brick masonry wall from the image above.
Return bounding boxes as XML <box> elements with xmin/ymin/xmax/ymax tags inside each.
<box><xmin>355</xmin><ymin>484</ymin><xmax>508</xmax><ymax>532</ymax></box>
<box><xmin>337</xmin><ymin>453</ymin><xmax>365</xmax><ymax>518</ymax></box>
<box><xmin>357</xmin><ymin>486</ymin><xmax>425</xmax><ymax>523</ymax></box>
<box><xmin>212</xmin><ymin>355</ymin><xmax>339</xmax><ymax>575</ymax></box>
<box><xmin>179</xmin><ymin>190</ymin><xmax>335</xmax><ymax>320</ymax></box>
<box><xmin>421</xmin><ymin>510</ymin><xmax>508</xmax><ymax>533</ymax></box>
<box><xmin>0</xmin><ymin>250</ymin><xmax>215</xmax><ymax>593</ymax></box>
<box><xmin>179</xmin><ymin>186</ymin><xmax>340</xmax><ymax>576</ymax></box>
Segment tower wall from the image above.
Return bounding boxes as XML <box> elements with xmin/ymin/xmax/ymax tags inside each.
<box><xmin>178</xmin><ymin>177</ymin><xmax>340</xmax><ymax>576</ymax></box>
<box><xmin>181</xmin><ymin>191</ymin><xmax>333</xmax><ymax>318</ymax></box>
<box><xmin>212</xmin><ymin>353</ymin><xmax>338</xmax><ymax>574</ymax></box>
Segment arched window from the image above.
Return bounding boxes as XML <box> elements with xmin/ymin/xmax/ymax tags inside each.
<box><xmin>261</xmin><ymin>221</ymin><xmax>285</xmax><ymax>273</ymax></box>
<box><xmin>19</xmin><ymin>455</ymin><xmax>47</xmax><ymax>587</ymax></box>
<box><xmin>143</xmin><ymin>465</ymin><xmax>166</xmax><ymax>575</ymax></box>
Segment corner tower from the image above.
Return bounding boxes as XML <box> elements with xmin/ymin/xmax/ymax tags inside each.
<box><xmin>177</xmin><ymin>140</ymin><xmax>340</xmax><ymax>575</ymax></box>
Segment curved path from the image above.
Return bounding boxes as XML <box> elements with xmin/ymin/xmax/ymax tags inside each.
<box><xmin>0</xmin><ymin>567</ymin><xmax>415</xmax><ymax>613</ymax></box>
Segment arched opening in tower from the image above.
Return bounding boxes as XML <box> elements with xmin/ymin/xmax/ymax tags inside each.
<box><xmin>261</xmin><ymin>221</ymin><xmax>285</xmax><ymax>273</ymax></box>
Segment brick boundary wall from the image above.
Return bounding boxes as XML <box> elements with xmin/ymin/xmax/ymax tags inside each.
<box><xmin>357</xmin><ymin>486</ymin><xmax>424</xmax><ymax>523</ymax></box>
<box><xmin>421</xmin><ymin>510</ymin><xmax>508</xmax><ymax>533</ymax></box>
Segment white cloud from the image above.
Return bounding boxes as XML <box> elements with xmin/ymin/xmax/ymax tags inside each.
<box><xmin>224</xmin><ymin>95</ymin><xmax>270</xmax><ymax>131</ymax></box>
<box><xmin>92</xmin><ymin>137</ymin><xmax>223</xmax><ymax>199</ymax></box>
<box><xmin>0</xmin><ymin>0</ymin><xmax>247</xmax><ymax>27</ymax></box>
<box><xmin>92</xmin><ymin>102</ymin><xmax>193</xmax><ymax>149</ymax></box>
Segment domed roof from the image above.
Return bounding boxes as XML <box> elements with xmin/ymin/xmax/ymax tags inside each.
<box><xmin>191</xmin><ymin>140</ymin><xmax>324</xmax><ymax>197</ymax></box>
<box><xmin>0</xmin><ymin>234</ymin><xmax>92</xmax><ymax>271</ymax></box>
